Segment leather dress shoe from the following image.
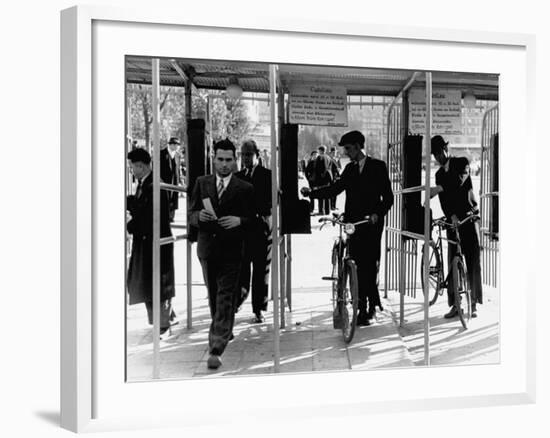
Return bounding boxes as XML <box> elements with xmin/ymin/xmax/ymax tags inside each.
<box><xmin>207</xmin><ymin>354</ymin><xmax>222</xmax><ymax>370</ymax></box>
<box><xmin>471</xmin><ymin>306</ymin><xmax>478</xmax><ymax>318</ymax></box>
<box><xmin>252</xmin><ymin>312</ymin><xmax>264</xmax><ymax>323</ymax></box>
<box><xmin>444</xmin><ymin>306</ymin><xmax>459</xmax><ymax>319</ymax></box>
<box><xmin>366</xmin><ymin>308</ymin><xmax>376</xmax><ymax>320</ymax></box>
<box><xmin>159</xmin><ymin>327</ymin><xmax>172</xmax><ymax>340</ymax></box>
<box><xmin>357</xmin><ymin>311</ymin><xmax>370</xmax><ymax>326</ymax></box>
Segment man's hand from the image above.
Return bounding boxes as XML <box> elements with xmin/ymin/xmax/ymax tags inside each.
<box><xmin>199</xmin><ymin>209</ymin><xmax>217</xmax><ymax>222</ymax></box>
<box><xmin>369</xmin><ymin>213</ymin><xmax>379</xmax><ymax>224</ymax></box>
<box><xmin>218</xmin><ymin>216</ymin><xmax>241</xmax><ymax>229</ymax></box>
<box><xmin>451</xmin><ymin>214</ymin><xmax>459</xmax><ymax>227</ymax></box>
<box><xmin>300</xmin><ymin>187</ymin><xmax>311</xmax><ymax>197</ymax></box>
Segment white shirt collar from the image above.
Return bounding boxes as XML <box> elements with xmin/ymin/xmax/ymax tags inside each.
<box><xmin>358</xmin><ymin>156</ymin><xmax>367</xmax><ymax>174</ymax></box>
<box><xmin>245</xmin><ymin>163</ymin><xmax>258</xmax><ymax>177</ymax></box>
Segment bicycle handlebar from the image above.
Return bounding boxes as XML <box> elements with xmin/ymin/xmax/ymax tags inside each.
<box><xmin>433</xmin><ymin>214</ymin><xmax>480</xmax><ymax>229</ymax></box>
<box><xmin>318</xmin><ymin>215</ymin><xmax>373</xmax><ymax>232</ymax></box>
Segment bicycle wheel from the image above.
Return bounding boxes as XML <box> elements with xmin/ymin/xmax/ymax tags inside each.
<box><xmin>451</xmin><ymin>257</ymin><xmax>471</xmax><ymax>329</ymax></box>
<box><xmin>341</xmin><ymin>259</ymin><xmax>359</xmax><ymax>343</ymax></box>
<box><xmin>421</xmin><ymin>241</ymin><xmax>443</xmax><ymax>306</ymax></box>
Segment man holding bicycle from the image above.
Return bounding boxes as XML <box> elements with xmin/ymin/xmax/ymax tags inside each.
<box><xmin>430</xmin><ymin>136</ymin><xmax>483</xmax><ymax>318</ymax></box>
<box><xmin>301</xmin><ymin>130</ymin><xmax>393</xmax><ymax>326</ymax></box>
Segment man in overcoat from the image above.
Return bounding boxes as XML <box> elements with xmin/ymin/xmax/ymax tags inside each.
<box><xmin>126</xmin><ymin>148</ymin><xmax>175</xmax><ymax>337</ymax></box>
<box><xmin>189</xmin><ymin>139</ymin><xmax>255</xmax><ymax>370</ymax></box>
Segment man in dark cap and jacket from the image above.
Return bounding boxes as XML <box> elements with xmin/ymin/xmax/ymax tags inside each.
<box><xmin>429</xmin><ymin>135</ymin><xmax>483</xmax><ymax>318</ymax></box>
<box><xmin>301</xmin><ymin>130</ymin><xmax>394</xmax><ymax>326</ymax></box>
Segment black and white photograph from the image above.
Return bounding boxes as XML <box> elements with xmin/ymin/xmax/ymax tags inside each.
<box><xmin>124</xmin><ymin>57</ymin><xmax>500</xmax><ymax>380</ymax></box>
<box><xmin>3</xmin><ymin>0</ymin><xmax>546</xmax><ymax>436</ymax></box>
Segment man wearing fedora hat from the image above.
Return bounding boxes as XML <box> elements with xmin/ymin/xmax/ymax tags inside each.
<box><xmin>429</xmin><ymin>135</ymin><xmax>483</xmax><ymax>319</ymax></box>
<box><xmin>301</xmin><ymin>130</ymin><xmax>394</xmax><ymax>326</ymax></box>
<box><xmin>161</xmin><ymin>137</ymin><xmax>182</xmax><ymax>221</ymax></box>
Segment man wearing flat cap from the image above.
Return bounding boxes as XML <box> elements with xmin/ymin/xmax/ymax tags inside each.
<box><xmin>429</xmin><ymin>135</ymin><xmax>483</xmax><ymax>318</ymax></box>
<box><xmin>301</xmin><ymin>130</ymin><xmax>394</xmax><ymax>326</ymax></box>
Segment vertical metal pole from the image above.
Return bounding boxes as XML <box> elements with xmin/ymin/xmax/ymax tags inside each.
<box><xmin>278</xmin><ymin>89</ymin><xmax>286</xmax><ymax>329</ymax></box>
<box><xmin>185</xmin><ymin>81</ymin><xmax>193</xmax><ymax>330</ymax></box>
<box><xmin>384</xmin><ymin>108</ymin><xmax>391</xmax><ymax>299</ymax></box>
<box><xmin>286</xmin><ymin>237</ymin><xmax>292</xmax><ymax>312</ymax></box>
<box><xmin>269</xmin><ymin>65</ymin><xmax>280</xmax><ymax>372</ymax></box>
<box><xmin>422</xmin><ymin>72</ymin><xmax>433</xmax><ymax>366</ymax></box>
<box><xmin>151</xmin><ymin>59</ymin><xmax>161</xmax><ymax>379</ymax></box>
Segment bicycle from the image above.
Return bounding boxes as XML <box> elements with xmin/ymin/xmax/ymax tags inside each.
<box><xmin>421</xmin><ymin>214</ymin><xmax>480</xmax><ymax>329</ymax></box>
<box><xmin>319</xmin><ymin>213</ymin><xmax>373</xmax><ymax>343</ymax></box>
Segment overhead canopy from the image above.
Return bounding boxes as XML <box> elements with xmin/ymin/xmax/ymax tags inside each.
<box><xmin>126</xmin><ymin>56</ymin><xmax>499</xmax><ymax>101</ymax></box>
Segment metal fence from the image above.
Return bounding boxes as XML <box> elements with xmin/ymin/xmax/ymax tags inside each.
<box><xmin>480</xmin><ymin>105</ymin><xmax>499</xmax><ymax>288</ymax></box>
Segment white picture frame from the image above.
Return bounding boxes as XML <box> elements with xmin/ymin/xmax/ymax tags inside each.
<box><xmin>60</xmin><ymin>5</ymin><xmax>536</xmax><ymax>433</ymax></box>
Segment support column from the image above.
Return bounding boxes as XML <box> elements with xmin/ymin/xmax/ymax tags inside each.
<box><xmin>151</xmin><ymin>58</ymin><xmax>161</xmax><ymax>379</ymax></box>
<box><xmin>422</xmin><ymin>72</ymin><xmax>433</xmax><ymax>366</ymax></box>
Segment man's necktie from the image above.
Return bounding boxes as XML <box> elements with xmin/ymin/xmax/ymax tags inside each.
<box><xmin>217</xmin><ymin>179</ymin><xmax>225</xmax><ymax>199</ymax></box>
<box><xmin>245</xmin><ymin>168</ymin><xmax>252</xmax><ymax>180</ymax></box>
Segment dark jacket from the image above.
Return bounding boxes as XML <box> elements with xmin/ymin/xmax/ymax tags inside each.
<box><xmin>235</xmin><ymin>165</ymin><xmax>272</xmax><ymax>218</ymax></box>
<box><xmin>311</xmin><ymin>157</ymin><xmax>394</xmax><ymax>222</ymax></box>
<box><xmin>126</xmin><ymin>172</ymin><xmax>175</xmax><ymax>304</ymax></box>
<box><xmin>160</xmin><ymin>147</ymin><xmax>180</xmax><ymax>211</ymax></box>
<box><xmin>189</xmin><ymin>174</ymin><xmax>255</xmax><ymax>260</ymax></box>
<box><xmin>435</xmin><ymin>157</ymin><xmax>476</xmax><ymax>220</ymax></box>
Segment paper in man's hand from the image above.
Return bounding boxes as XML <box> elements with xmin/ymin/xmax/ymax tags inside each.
<box><xmin>202</xmin><ymin>198</ymin><xmax>217</xmax><ymax>219</ymax></box>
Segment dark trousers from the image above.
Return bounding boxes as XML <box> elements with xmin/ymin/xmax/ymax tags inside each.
<box><xmin>348</xmin><ymin>224</ymin><xmax>384</xmax><ymax>312</ymax></box>
<box><xmin>446</xmin><ymin>222</ymin><xmax>483</xmax><ymax>307</ymax></box>
<box><xmin>145</xmin><ymin>299</ymin><xmax>173</xmax><ymax>329</ymax></box>
<box><xmin>318</xmin><ymin>197</ymin><xmax>331</xmax><ymax>215</ymax></box>
<box><xmin>200</xmin><ymin>258</ymin><xmax>241</xmax><ymax>356</ymax></box>
<box><xmin>238</xmin><ymin>220</ymin><xmax>272</xmax><ymax>314</ymax></box>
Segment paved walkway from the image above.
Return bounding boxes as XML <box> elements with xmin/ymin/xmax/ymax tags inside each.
<box><xmin>127</xmin><ymin>188</ymin><xmax>499</xmax><ymax>380</ymax></box>
<box><xmin>126</xmin><ymin>283</ymin><xmax>499</xmax><ymax>380</ymax></box>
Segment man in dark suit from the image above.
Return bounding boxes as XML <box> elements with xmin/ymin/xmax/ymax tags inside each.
<box><xmin>429</xmin><ymin>136</ymin><xmax>483</xmax><ymax>318</ymax></box>
<box><xmin>235</xmin><ymin>139</ymin><xmax>272</xmax><ymax>323</ymax></box>
<box><xmin>328</xmin><ymin>146</ymin><xmax>342</xmax><ymax>210</ymax></box>
<box><xmin>313</xmin><ymin>145</ymin><xmax>334</xmax><ymax>215</ymax></box>
<box><xmin>126</xmin><ymin>148</ymin><xmax>176</xmax><ymax>338</ymax></box>
<box><xmin>189</xmin><ymin>139</ymin><xmax>255</xmax><ymax>370</ymax></box>
<box><xmin>301</xmin><ymin>131</ymin><xmax>394</xmax><ymax>326</ymax></box>
<box><xmin>160</xmin><ymin>137</ymin><xmax>181</xmax><ymax>221</ymax></box>
<box><xmin>305</xmin><ymin>151</ymin><xmax>318</xmax><ymax>214</ymax></box>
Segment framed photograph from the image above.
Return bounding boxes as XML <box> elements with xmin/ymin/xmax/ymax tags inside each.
<box><xmin>61</xmin><ymin>5</ymin><xmax>536</xmax><ymax>432</ymax></box>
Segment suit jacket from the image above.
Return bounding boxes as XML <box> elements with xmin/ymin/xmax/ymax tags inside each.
<box><xmin>160</xmin><ymin>148</ymin><xmax>179</xmax><ymax>210</ymax></box>
<box><xmin>235</xmin><ymin>165</ymin><xmax>272</xmax><ymax>218</ymax></box>
<box><xmin>314</xmin><ymin>154</ymin><xmax>334</xmax><ymax>185</ymax></box>
<box><xmin>311</xmin><ymin>156</ymin><xmax>394</xmax><ymax>223</ymax></box>
<box><xmin>189</xmin><ymin>174</ymin><xmax>255</xmax><ymax>260</ymax></box>
<box><xmin>435</xmin><ymin>157</ymin><xmax>475</xmax><ymax>220</ymax></box>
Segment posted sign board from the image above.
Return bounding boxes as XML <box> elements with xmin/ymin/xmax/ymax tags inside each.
<box><xmin>289</xmin><ymin>84</ymin><xmax>348</xmax><ymax>126</ymax></box>
<box><xmin>409</xmin><ymin>88</ymin><xmax>462</xmax><ymax>135</ymax></box>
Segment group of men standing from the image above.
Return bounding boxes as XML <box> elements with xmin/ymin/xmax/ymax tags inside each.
<box><xmin>125</xmin><ymin>129</ymin><xmax>484</xmax><ymax>372</ymax></box>
<box><xmin>304</xmin><ymin>145</ymin><xmax>341</xmax><ymax>215</ymax></box>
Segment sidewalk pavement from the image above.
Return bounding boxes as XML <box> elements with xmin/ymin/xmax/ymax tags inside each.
<box><xmin>126</xmin><ymin>283</ymin><xmax>499</xmax><ymax>381</ymax></box>
<box><xmin>127</xmin><ymin>192</ymin><xmax>499</xmax><ymax>380</ymax></box>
